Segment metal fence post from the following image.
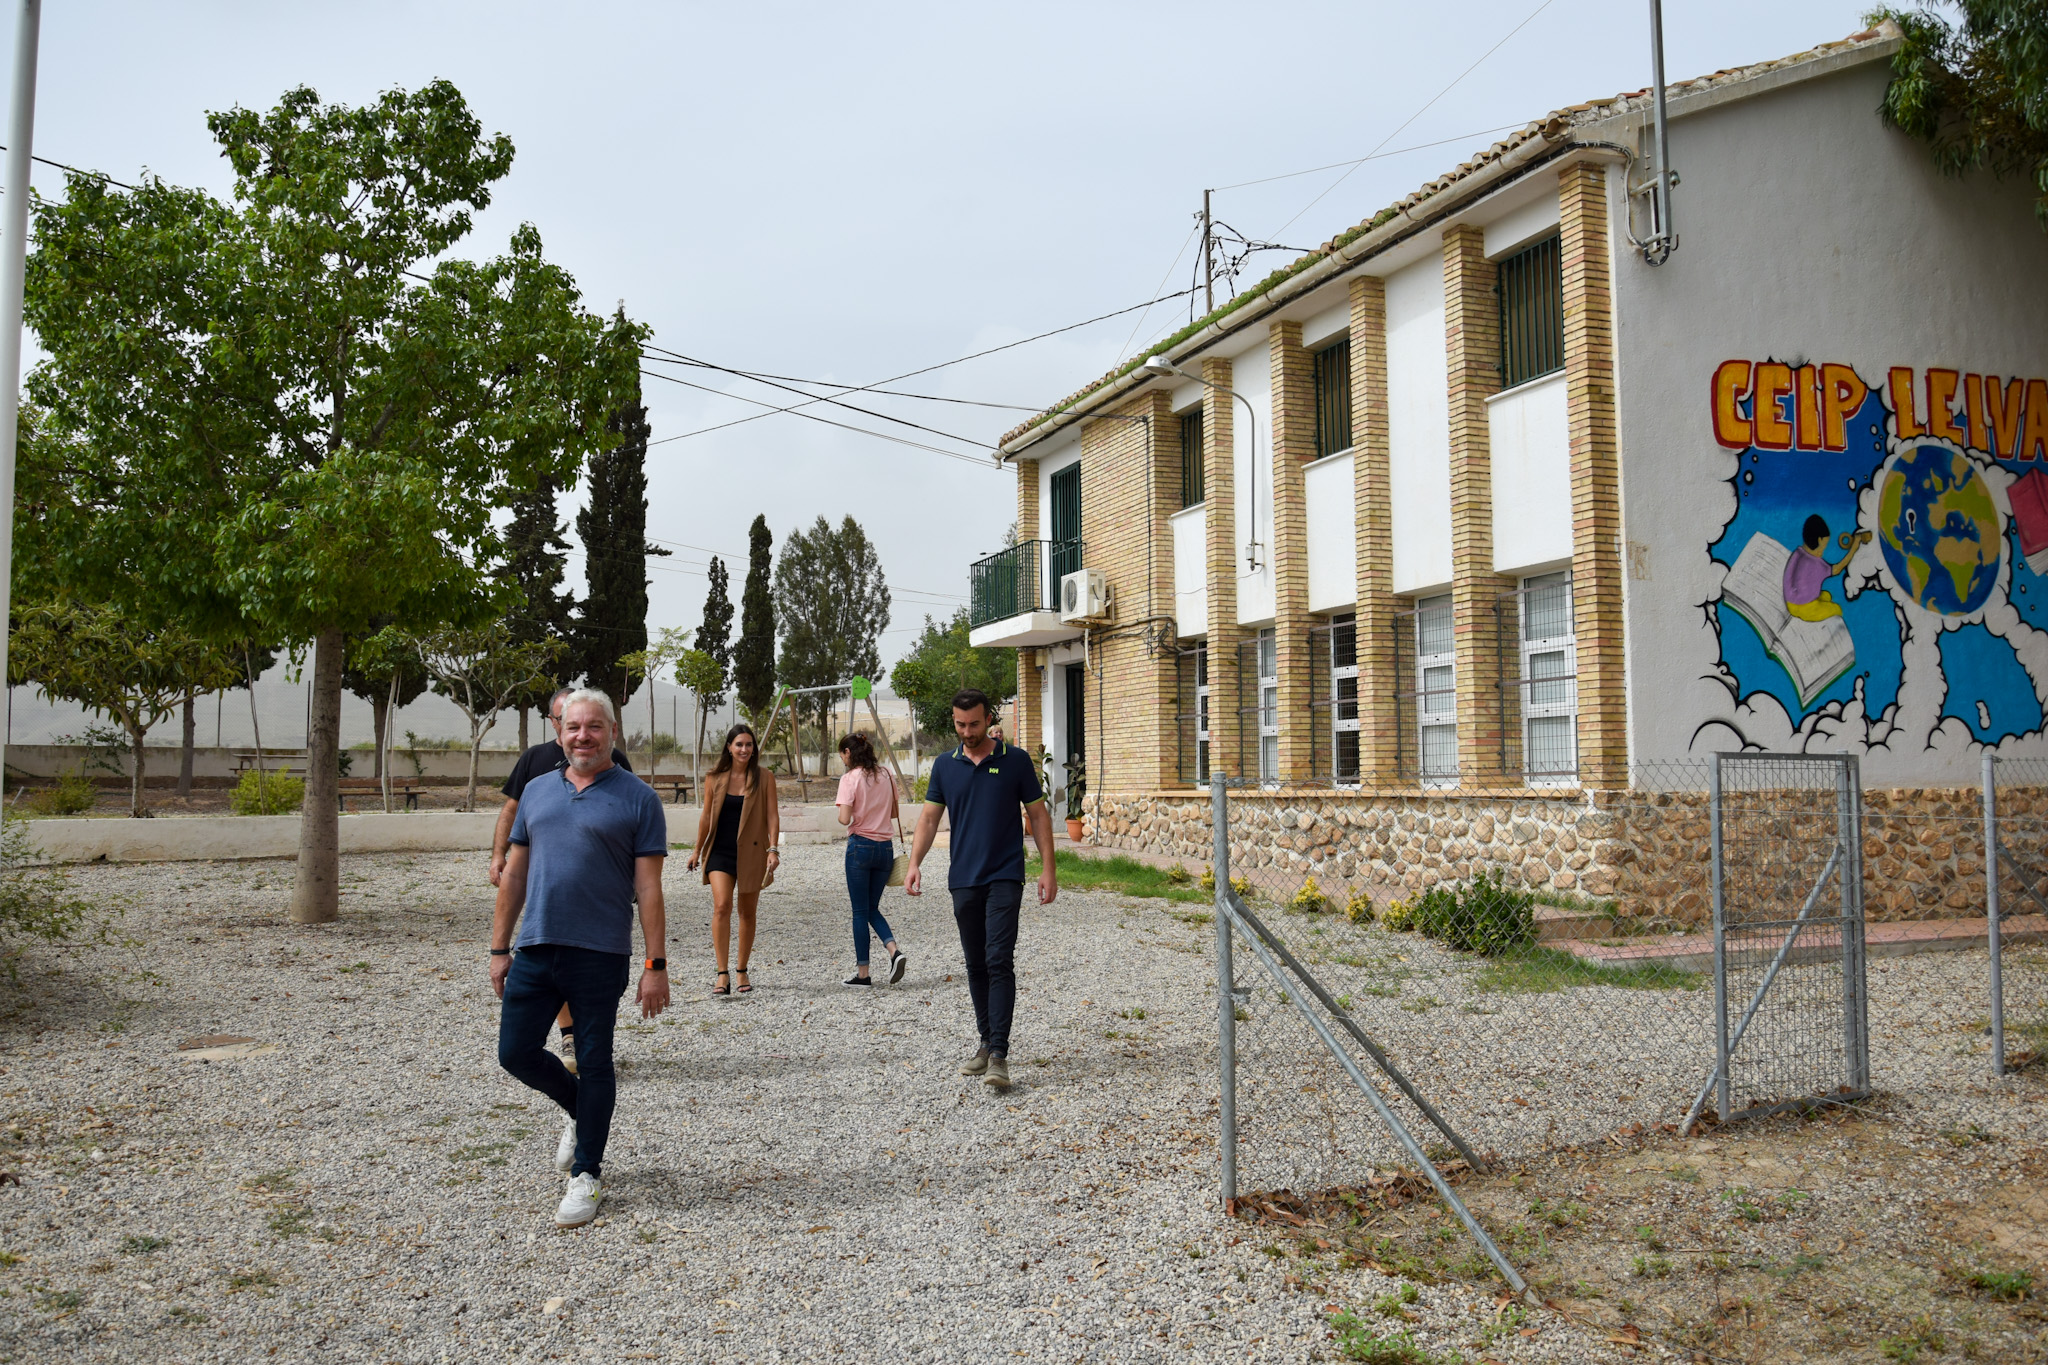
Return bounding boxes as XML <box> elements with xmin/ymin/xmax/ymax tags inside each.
<box><xmin>1839</xmin><ymin>756</ymin><xmax>1869</xmax><ymax>1095</ymax></box>
<box><xmin>1709</xmin><ymin>754</ymin><xmax>1731</xmax><ymax>1122</ymax></box>
<box><xmin>1984</xmin><ymin>753</ymin><xmax>2006</xmax><ymax>1077</ymax></box>
<box><xmin>1211</xmin><ymin>771</ymin><xmax>1237</xmax><ymax>1208</ymax></box>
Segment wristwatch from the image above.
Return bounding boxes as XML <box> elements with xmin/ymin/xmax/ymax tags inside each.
<box><xmin>645</xmin><ymin>958</ymin><xmax>667</xmax><ymax>972</ymax></box>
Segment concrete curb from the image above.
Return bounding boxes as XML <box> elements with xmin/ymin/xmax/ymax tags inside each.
<box><xmin>17</xmin><ymin>812</ymin><xmax>499</xmax><ymax>865</ymax></box>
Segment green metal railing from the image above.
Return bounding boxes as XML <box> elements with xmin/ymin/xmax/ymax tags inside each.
<box><xmin>969</xmin><ymin>539</ymin><xmax>1084</xmax><ymax>628</ymax></box>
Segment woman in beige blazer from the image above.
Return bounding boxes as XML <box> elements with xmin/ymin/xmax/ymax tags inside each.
<box><xmin>686</xmin><ymin>723</ymin><xmax>781</xmax><ymax>994</ymax></box>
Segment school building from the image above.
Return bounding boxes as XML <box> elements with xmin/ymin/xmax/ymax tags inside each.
<box><xmin>969</xmin><ymin>26</ymin><xmax>2048</xmax><ymax>916</ymax></box>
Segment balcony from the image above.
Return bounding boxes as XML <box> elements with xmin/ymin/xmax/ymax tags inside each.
<box><xmin>968</xmin><ymin>539</ymin><xmax>1085</xmax><ymax>648</ymax></box>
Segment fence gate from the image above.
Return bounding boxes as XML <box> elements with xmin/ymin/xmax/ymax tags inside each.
<box><xmin>1688</xmin><ymin>753</ymin><xmax>1869</xmax><ymax>1129</ymax></box>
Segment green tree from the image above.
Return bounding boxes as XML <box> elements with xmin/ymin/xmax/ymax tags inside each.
<box><xmin>733</xmin><ymin>515</ymin><xmax>777</xmax><ymax>717</ymax></box>
<box><xmin>889</xmin><ymin>608</ymin><xmax>1018</xmax><ymax>740</ymax></box>
<box><xmin>23</xmin><ymin>82</ymin><xmax>640</xmax><ymax>922</ymax></box>
<box><xmin>697</xmin><ymin>555</ymin><xmax>734</xmax><ymax>714</ymax></box>
<box><xmin>1873</xmin><ymin>1</ymin><xmax>2048</xmax><ymax>223</ymax></box>
<box><xmin>8</xmin><ymin>598</ymin><xmax>243</xmax><ymax>816</ymax></box>
<box><xmin>616</xmin><ymin>625</ymin><xmax>692</xmax><ymax>779</ymax></box>
<box><xmin>341</xmin><ymin>626</ymin><xmax>426</xmax><ymax>785</ymax></box>
<box><xmin>574</xmin><ymin>364</ymin><xmax>669</xmax><ymax>706</ymax></box>
<box><xmin>415</xmin><ymin>624</ymin><xmax>565</xmax><ymax>810</ymax></box>
<box><xmin>673</xmin><ymin>647</ymin><xmax>726</xmax><ymax>783</ymax></box>
<box><xmin>773</xmin><ymin>515</ymin><xmax>891</xmax><ymax>726</ymax></box>
<box><xmin>500</xmin><ymin>471</ymin><xmax>578</xmax><ymax>746</ymax></box>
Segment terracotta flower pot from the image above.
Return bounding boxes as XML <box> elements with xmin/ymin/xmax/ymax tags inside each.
<box><xmin>1065</xmin><ymin>817</ymin><xmax>1085</xmax><ymax>842</ymax></box>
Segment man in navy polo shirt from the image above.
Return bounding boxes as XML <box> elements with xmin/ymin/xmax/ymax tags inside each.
<box><xmin>906</xmin><ymin>687</ymin><xmax>1057</xmax><ymax>1092</ymax></box>
<box><xmin>489</xmin><ymin>689</ymin><xmax>670</xmax><ymax>1228</ymax></box>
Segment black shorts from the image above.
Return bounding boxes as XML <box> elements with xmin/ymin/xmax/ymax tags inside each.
<box><xmin>706</xmin><ymin>849</ymin><xmax>739</xmax><ymax>878</ymax></box>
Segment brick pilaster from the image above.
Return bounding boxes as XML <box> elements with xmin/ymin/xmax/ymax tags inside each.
<box><xmin>1349</xmin><ymin>276</ymin><xmax>1398</xmax><ymax>779</ymax></box>
<box><xmin>1012</xmin><ymin>458</ymin><xmax>1041</xmax><ymax>758</ymax></box>
<box><xmin>1081</xmin><ymin>392</ymin><xmax>1179</xmax><ymax>794</ymax></box>
<box><xmin>1444</xmin><ymin>225</ymin><xmax>1513</xmax><ymax>784</ymax></box>
<box><xmin>1202</xmin><ymin>356</ymin><xmax>1248</xmax><ymax>781</ymax></box>
<box><xmin>1268</xmin><ymin>321</ymin><xmax>1317</xmax><ymax>783</ymax></box>
<box><xmin>1560</xmin><ymin>161</ymin><xmax>1627</xmax><ymax>788</ymax></box>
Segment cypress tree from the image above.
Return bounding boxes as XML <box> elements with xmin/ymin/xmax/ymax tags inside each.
<box><xmin>574</xmin><ymin>368</ymin><xmax>669</xmax><ymax>707</ymax></box>
<box><xmin>697</xmin><ymin>555</ymin><xmax>734</xmax><ymax>710</ymax></box>
<box><xmin>733</xmin><ymin>514</ymin><xmax>777</xmax><ymax>717</ymax></box>
<box><xmin>500</xmin><ymin>471</ymin><xmax>577</xmax><ymax>743</ymax></box>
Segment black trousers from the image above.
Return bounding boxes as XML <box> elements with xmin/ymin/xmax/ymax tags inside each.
<box><xmin>950</xmin><ymin>880</ymin><xmax>1023</xmax><ymax>1056</ymax></box>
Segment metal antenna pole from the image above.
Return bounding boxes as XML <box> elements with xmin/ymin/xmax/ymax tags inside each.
<box><xmin>1645</xmin><ymin>0</ymin><xmax>1677</xmax><ymax>264</ymax></box>
<box><xmin>0</xmin><ymin>0</ymin><xmax>39</xmax><ymax>800</ymax></box>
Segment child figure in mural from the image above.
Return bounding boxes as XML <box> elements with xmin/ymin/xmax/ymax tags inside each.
<box><xmin>1782</xmin><ymin>514</ymin><xmax>1873</xmax><ymax>622</ymax></box>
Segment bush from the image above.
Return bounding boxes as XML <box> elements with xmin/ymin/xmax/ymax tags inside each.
<box><xmin>0</xmin><ymin>821</ymin><xmax>98</xmax><ymax>975</ymax></box>
<box><xmin>1229</xmin><ymin>873</ymin><xmax>1253</xmax><ymax>901</ymax></box>
<box><xmin>1409</xmin><ymin>870</ymin><xmax>1535</xmax><ymax>957</ymax></box>
<box><xmin>1381</xmin><ymin>898</ymin><xmax>1417</xmax><ymax>932</ymax></box>
<box><xmin>1199</xmin><ymin>864</ymin><xmax>1215</xmax><ymax>893</ymax></box>
<box><xmin>1345</xmin><ymin>887</ymin><xmax>1375</xmax><ymax>924</ymax></box>
<box><xmin>231</xmin><ymin>770</ymin><xmax>305</xmax><ymax>816</ymax></box>
<box><xmin>1291</xmin><ymin>876</ymin><xmax>1329</xmax><ymax>914</ymax></box>
<box><xmin>22</xmin><ymin>773</ymin><xmax>98</xmax><ymax>816</ymax></box>
<box><xmin>1165</xmin><ymin>862</ymin><xmax>1192</xmax><ymax>885</ymax></box>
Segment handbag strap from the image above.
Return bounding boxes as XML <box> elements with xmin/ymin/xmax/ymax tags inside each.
<box><xmin>888</xmin><ymin>768</ymin><xmax>907</xmax><ymax>842</ymax></box>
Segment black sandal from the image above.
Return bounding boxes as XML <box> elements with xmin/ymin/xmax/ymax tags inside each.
<box><xmin>713</xmin><ymin>969</ymin><xmax>731</xmax><ymax>996</ymax></box>
<box><xmin>735</xmin><ymin>966</ymin><xmax>753</xmax><ymax>995</ymax></box>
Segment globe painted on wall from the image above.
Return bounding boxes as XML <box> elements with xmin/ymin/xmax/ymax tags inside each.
<box><xmin>1877</xmin><ymin>442</ymin><xmax>2002</xmax><ymax>616</ymax></box>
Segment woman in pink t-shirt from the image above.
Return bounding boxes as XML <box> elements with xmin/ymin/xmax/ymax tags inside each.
<box><xmin>835</xmin><ymin>732</ymin><xmax>906</xmax><ymax>987</ymax></box>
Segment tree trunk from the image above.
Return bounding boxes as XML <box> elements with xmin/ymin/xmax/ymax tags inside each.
<box><xmin>382</xmin><ymin>671</ymin><xmax>399</xmax><ymax>814</ymax></box>
<box><xmin>466</xmin><ymin>719</ymin><xmax>484</xmax><ymax>812</ymax></box>
<box><xmin>245</xmin><ymin>650</ymin><xmax>269</xmax><ymax>812</ymax></box>
<box><xmin>290</xmin><ymin>627</ymin><xmax>344</xmax><ymax>924</ymax></box>
<box><xmin>178</xmin><ymin>694</ymin><xmax>196</xmax><ymax>798</ymax></box>
<box><xmin>128</xmin><ymin>720</ymin><xmax>149</xmax><ymax>818</ymax></box>
<box><xmin>518</xmin><ymin>705</ymin><xmax>529</xmax><ymax>751</ymax></box>
<box><xmin>371</xmin><ymin>695</ymin><xmax>388</xmax><ymax>781</ymax></box>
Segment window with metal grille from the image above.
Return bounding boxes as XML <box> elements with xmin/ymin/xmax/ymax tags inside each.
<box><xmin>1497</xmin><ymin>233</ymin><xmax>1562</xmax><ymax>390</ymax></box>
<box><xmin>1195</xmin><ymin>644</ymin><xmax>1210</xmax><ymax>783</ymax></box>
<box><xmin>1517</xmin><ymin>572</ymin><xmax>1577</xmax><ymax>782</ymax></box>
<box><xmin>1313</xmin><ymin>339</ymin><xmax>1353</xmax><ymax>459</ymax></box>
<box><xmin>1257</xmin><ymin>628</ymin><xmax>1279</xmax><ymax>784</ymax></box>
<box><xmin>1416</xmin><ymin>595</ymin><xmax>1457</xmax><ymax>783</ymax></box>
<box><xmin>1327</xmin><ymin>614</ymin><xmax>1359</xmax><ymax>785</ymax></box>
<box><xmin>1179</xmin><ymin>408</ymin><xmax>1204</xmax><ymax>507</ymax></box>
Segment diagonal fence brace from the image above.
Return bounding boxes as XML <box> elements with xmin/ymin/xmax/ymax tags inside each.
<box><xmin>1226</xmin><ymin>896</ymin><xmax>1486</xmax><ymax>1173</ymax></box>
<box><xmin>1682</xmin><ymin>841</ymin><xmax>1842</xmax><ymax>1135</ymax></box>
<box><xmin>1222</xmin><ymin>891</ymin><xmax>1530</xmax><ymax>1299</ymax></box>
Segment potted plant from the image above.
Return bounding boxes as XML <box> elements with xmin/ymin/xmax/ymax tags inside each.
<box><xmin>1060</xmin><ymin>753</ymin><xmax>1087</xmax><ymax>842</ymax></box>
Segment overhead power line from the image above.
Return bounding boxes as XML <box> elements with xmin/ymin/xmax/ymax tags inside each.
<box><xmin>1264</xmin><ymin>0</ymin><xmax>1562</xmax><ymax>242</ymax></box>
<box><xmin>1209</xmin><ymin>122</ymin><xmax>1533</xmax><ymax>193</ymax></box>
<box><xmin>640</xmin><ymin>367</ymin><xmax>999</xmax><ymax>470</ymax></box>
<box><xmin>642</xmin><ymin>348</ymin><xmax>994</xmax><ymax>455</ymax></box>
<box><xmin>643</xmin><ymin>285</ymin><xmax>1199</xmax><ymax>450</ymax></box>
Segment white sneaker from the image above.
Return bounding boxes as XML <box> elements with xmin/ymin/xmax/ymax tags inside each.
<box><xmin>554</xmin><ymin>1119</ymin><xmax>576</xmax><ymax>1174</ymax></box>
<box><xmin>555</xmin><ymin>1172</ymin><xmax>602</xmax><ymax>1228</ymax></box>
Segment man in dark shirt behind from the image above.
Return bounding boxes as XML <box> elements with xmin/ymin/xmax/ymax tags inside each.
<box><xmin>491</xmin><ymin>686</ymin><xmax>635</xmax><ymax>1070</ymax></box>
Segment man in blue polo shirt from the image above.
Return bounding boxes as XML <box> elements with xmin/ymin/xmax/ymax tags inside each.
<box><xmin>906</xmin><ymin>687</ymin><xmax>1057</xmax><ymax>1092</ymax></box>
<box><xmin>489</xmin><ymin>689</ymin><xmax>670</xmax><ymax>1228</ymax></box>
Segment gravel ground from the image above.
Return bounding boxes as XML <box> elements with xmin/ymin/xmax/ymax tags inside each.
<box><xmin>0</xmin><ymin>845</ymin><xmax>1644</xmax><ymax>1364</ymax></box>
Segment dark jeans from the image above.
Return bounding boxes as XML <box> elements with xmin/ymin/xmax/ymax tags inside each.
<box><xmin>845</xmin><ymin>834</ymin><xmax>897</xmax><ymax>965</ymax></box>
<box><xmin>950</xmin><ymin>880</ymin><xmax>1023</xmax><ymax>1057</ymax></box>
<box><xmin>497</xmin><ymin>943</ymin><xmax>629</xmax><ymax>1178</ymax></box>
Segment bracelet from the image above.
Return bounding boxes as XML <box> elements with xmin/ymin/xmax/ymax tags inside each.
<box><xmin>645</xmin><ymin>958</ymin><xmax>667</xmax><ymax>972</ymax></box>
<box><xmin>489</xmin><ymin>948</ymin><xmax>511</xmax><ymax>957</ymax></box>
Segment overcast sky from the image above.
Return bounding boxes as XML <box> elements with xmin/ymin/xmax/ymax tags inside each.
<box><xmin>11</xmin><ymin>0</ymin><xmax>1873</xmax><ymax>671</ymax></box>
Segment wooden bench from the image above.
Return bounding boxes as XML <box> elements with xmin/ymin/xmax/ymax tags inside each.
<box><xmin>338</xmin><ymin>777</ymin><xmax>423</xmax><ymax>812</ymax></box>
<box><xmin>645</xmin><ymin>775</ymin><xmax>693</xmax><ymax>805</ymax></box>
<box><xmin>232</xmin><ymin>752</ymin><xmax>309</xmax><ymax>777</ymax></box>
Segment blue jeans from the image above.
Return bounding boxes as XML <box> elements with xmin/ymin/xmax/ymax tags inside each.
<box><xmin>497</xmin><ymin>943</ymin><xmax>629</xmax><ymax>1178</ymax></box>
<box><xmin>951</xmin><ymin>880</ymin><xmax>1023</xmax><ymax>1056</ymax></box>
<box><xmin>845</xmin><ymin>833</ymin><xmax>896</xmax><ymax>965</ymax></box>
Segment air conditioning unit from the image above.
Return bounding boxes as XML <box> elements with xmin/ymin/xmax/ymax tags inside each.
<box><xmin>1060</xmin><ymin>568</ymin><xmax>1108</xmax><ymax>624</ymax></box>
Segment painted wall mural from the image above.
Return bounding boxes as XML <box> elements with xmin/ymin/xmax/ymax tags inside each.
<box><xmin>1702</xmin><ymin>361</ymin><xmax>2048</xmax><ymax>754</ymax></box>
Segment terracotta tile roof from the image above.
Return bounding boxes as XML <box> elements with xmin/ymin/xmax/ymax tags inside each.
<box><xmin>999</xmin><ymin>26</ymin><xmax>1897</xmax><ymax>451</ymax></box>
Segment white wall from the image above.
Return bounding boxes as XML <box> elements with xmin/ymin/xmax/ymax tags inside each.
<box><xmin>1612</xmin><ymin>54</ymin><xmax>2048</xmax><ymax>784</ymax></box>
<box><xmin>1488</xmin><ymin>372</ymin><xmax>1572</xmax><ymax>573</ymax></box>
<box><xmin>1232</xmin><ymin>338</ymin><xmax>1277</xmax><ymax>625</ymax></box>
<box><xmin>1386</xmin><ymin>253</ymin><xmax>1453</xmax><ymax>594</ymax></box>
<box><xmin>1170</xmin><ymin>504</ymin><xmax>1208</xmax><ymax>636</ymax></box>
<box><xmin>1305</xmin><ymin>451</ymin><xmax>1357</xmax><ymax>611</ymax></box>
